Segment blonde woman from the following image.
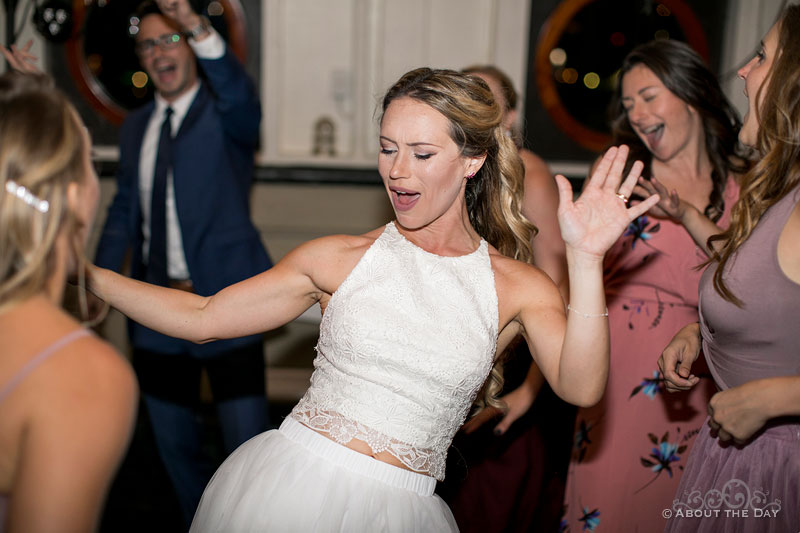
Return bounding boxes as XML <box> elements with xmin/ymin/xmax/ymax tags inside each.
<box><xmin>89</xmin><ymin>68</ymin><xmax>657</xmax><ymax>531</ymax></box>
<box><xmin>0</xmin><ymin>72</ymin><xmax>137</xmax><ymax>531</ymax></box>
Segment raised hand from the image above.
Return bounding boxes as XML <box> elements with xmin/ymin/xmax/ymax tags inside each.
<box><xmin>657</xmin><ymin>322</ymin><xmax>702</xmax><ymax>392</ymax></box>
<box><xmin>635</xmin><ymin>176</ymin><xmax>688</xmax><ymax>220</ymax></box>
<box><xmin>154</xmin><ymin>0</ymin><xmax>201</xmax><ymax>30</ymax></box>
<box><xmin>555</xmin><ymin>145</ymin><xmax>659</xmax><ymax>259</ymax></box>
<box><xmin>1</xmin><ymin>40</ymin><xmax>41</xmax><ymax>74</ymax></box>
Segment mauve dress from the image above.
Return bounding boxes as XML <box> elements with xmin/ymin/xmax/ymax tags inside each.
<box><xmin>563</xmin><ymin>178</ymin><xmax>738</xmax><ymax>533</ymax></box>
<box><xmin>666</xmin><ymin>185</ymin><xmax>800</xmax><ymax>533</ymax></box>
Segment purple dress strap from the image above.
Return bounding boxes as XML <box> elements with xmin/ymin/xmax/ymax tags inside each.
<box><xmin>0</xmin><ymin>329</ymin><xmax>91</xmax><ymax>404</ymax></box>
<box><xmin>0</xmin><ymin>328</ymin><xmax>92</xmax><ymax>530</ymax></box>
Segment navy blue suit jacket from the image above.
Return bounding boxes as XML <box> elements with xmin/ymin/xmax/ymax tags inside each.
<box><xmin>96</xmin><ymin>47</ymin><xmax>272</xmax><ymax>357</ymax></box>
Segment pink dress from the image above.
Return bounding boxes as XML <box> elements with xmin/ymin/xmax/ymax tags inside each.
<box><xmin>562</xmin><ymin>178</ymin><xmax>738</xmax><ymax>532</ymax></box>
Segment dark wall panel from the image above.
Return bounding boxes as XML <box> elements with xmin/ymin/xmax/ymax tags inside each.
<box><xmin>523</xmin><ymin>0</ymin><xmax>730</xmax><ymax>163</ymax></box>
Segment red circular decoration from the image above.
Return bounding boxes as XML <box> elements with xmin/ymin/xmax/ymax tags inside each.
<box><xmin>65</xmin><ymin>0</ymin><xmax>249</xmax><ymax>125</ymax></box>
<box><xmin>534</xmin><ymin>0</ymin><xmax>709</xmax><ymax>152</ymax></box>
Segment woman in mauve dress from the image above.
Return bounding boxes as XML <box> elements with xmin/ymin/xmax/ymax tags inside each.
<box><xmin>656</xmin><ymin>5</ymin><xmax>800</xmax><ymax>532</ymax></box>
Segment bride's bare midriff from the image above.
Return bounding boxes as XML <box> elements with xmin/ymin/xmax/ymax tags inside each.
<box><xmin>303</xmin><ymin>424</ymin><xmax>426</xmax><ymax>475</ymax></box>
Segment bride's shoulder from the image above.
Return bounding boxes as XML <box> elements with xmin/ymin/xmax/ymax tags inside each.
<box><xmin>488</xmin><ymin>248</ymin><xmax>548</xmax><ymax>280</ymax></box>
<box><xmin>304</xmin><ymin>226</ymin><xmax>384</xmax><ymax>254</ymax></box>
<box><xmin>284</xmin><ymin>226</ymin><xmax>387</xmax><ymax>273</ymax></box>
<box><xmin>288</xmin><ymin>227</ymin><xmax>388</xmax><ymax>299</ymax></box>
<box><xmin>489</xmin><ymin>250</ymin><xmax>561</xmax><ymax>303</ymax></box>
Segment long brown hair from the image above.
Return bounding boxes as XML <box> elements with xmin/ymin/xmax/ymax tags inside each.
<box><xmin>380</xmin><ymin>68</ymin><xmax>535</xmax><ymax>410</ymax></box>
<box><xmin>610</xmin><ymin>40</ymin><xmax>746</xmax><ymax>221</ymax></box>
<box><xmin>709</xmin><ymin>5</ymin><xmax>800</xmax><ymax>305</ymax></box>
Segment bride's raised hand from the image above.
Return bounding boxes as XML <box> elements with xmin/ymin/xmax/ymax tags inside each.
<box><xmin>555</xmin><ymin>145</ymin><xmax>659</xmax><ymax>259</ymax></box>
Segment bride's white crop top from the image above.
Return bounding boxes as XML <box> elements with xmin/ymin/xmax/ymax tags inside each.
<box><xmin>291</xmin><ymin>222</ymin><xmax>499</xmax><ymax>480</ymax></box>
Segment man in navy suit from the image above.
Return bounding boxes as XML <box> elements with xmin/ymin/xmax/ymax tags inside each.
<box><xmin>95</xmin><ymin>0</ymin><xmax>271</xmax><ymax>525</ymax></box>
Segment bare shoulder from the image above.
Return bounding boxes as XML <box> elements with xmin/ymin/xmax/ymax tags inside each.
<box><xmin>280</xmin><ymin>226</ymin><xmax>386</xmax><ymax>297</ymax></box>
<box><xmin>2</xmin><ymin>302</ymin><xmax>137</xmax><ymax>414</ymax></box>
<box><xmin>490</xmin><ymin>250</ymin><xmax>562</xmax><ymax>318</ymax></box>
<box><xmin>7</xmin><ymin>325</ymin><xmax>137</xmax><ymax>471</ymax></box>
<box><xmin>490</xmin><ymin>251</ymin><xmax>558</xmax><ymax>292</ymax></box>
<box><xmin>520</xmin><ymin>148</ymin><xmax>551</xmax><ymax>178</ymax></box>
<box><xmin>44</xmin><ymin>333</ymin><xmax>137</xmax><ymax>415</ymax></box>
<box><xmin>72</xmin><ymin>335</ymin><xmax>136</xmax><ymax>387</ymax></box>
<box><xmin>7</xmin><ymin>328</ymin><xmax>137</xmax><ymax>532</ymax></box>
<box><xmin>328</xmin><ymin>228</ymin><xmax>382</xmax><ymax>254</ymax></box>
<box><xmin>284</xmin><ymin>228</ymin><xmax>382</xmax><ymax>264</ymax></box>
<box><xmin>520</xmin><ymin>149</ymin><xmax>558</xmax><ymax>214</ymax></box>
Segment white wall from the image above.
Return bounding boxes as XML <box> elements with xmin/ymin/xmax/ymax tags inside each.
<box><xmin>259</xmin><ymin>0</ymin><xmax>531</xmax><ymax>166</ymax></box>
<box><xmin>0</xmin><ymin>1</ymin><xmax>48</xmax><ymax>73</ymax></box>
<box><xmin>720</xmin><ymin>0</ymin><xmax>785</xmax><ymax>119</ymax></box>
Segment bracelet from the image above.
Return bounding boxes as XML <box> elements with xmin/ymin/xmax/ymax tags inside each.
<box><xmin>567</xmin><ymin>304</ymin><xmax>609</xmax><ymax>318</ymax></box>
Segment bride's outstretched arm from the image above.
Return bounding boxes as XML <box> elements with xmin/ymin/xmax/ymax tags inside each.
<box><xmin>88</xmin><ymin>237</ymin><xmax>340</xmax><ymax>343</ymax></box>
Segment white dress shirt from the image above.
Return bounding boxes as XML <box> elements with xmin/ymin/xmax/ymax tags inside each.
<box><xmin>138</xmin><ymin>30</ymin><xmax>225</xmax><ymax>280</ymax></box>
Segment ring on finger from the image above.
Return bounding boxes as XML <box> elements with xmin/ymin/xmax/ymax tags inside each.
<box><xmin>615</xmin><ymin>192</ymin><xmax>629</xmax><ymax>204</ymax></box>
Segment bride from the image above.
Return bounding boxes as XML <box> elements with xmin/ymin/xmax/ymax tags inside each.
<box><xmin>89</xmin><ymin>67</ymin><xmax>657</xmax><ymax>531</ymax></box>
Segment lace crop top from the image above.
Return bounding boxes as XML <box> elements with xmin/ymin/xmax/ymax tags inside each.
<box><xmin>291</xmin><ymin>222</ymin><xmax>499</xmax><ymax>480</ymax></box>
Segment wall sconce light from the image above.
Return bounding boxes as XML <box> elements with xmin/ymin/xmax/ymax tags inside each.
<box><xmin>33</xmin><ymin>0</ymin><xmax>73</xmax><ymax>42</ymax></box>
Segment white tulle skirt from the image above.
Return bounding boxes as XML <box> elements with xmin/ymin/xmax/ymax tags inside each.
<box><xmin>189</xmin><ymin>417</ymin><xmax>458</xmax><ymax>532</ymax></box>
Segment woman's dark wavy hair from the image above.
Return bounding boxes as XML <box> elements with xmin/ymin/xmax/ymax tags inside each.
<box><xmin>609</xmin><ymin>39</ymin><xmax>747</xmax><ymax>221</ymax></box>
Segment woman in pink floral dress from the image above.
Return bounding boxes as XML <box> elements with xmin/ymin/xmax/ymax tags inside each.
<box><xmin>562</xmin><ymin>40</ymin><xmax>745</xmax><ymax>532</ymax></box>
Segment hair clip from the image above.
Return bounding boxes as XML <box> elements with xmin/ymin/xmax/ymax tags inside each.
<box><xmin>5</xmin><ymin>180</ymin><xmax>50</xmax><ymax>213</ymax></box>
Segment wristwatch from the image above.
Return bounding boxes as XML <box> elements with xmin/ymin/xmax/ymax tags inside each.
<box><xmin>186</xmin><ymin>16</ymin><xmax>210</xmax><ymax>39</ymax></box>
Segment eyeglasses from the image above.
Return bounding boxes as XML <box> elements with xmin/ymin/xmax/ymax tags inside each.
<box><xmin>135</xmin><ymin>32</ymin><xmax>182</xmax><ymax>56</ymax></box>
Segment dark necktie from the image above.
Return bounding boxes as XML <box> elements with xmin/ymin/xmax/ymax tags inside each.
<box><xmin>146</xmin><ymin>106</ymin><xmax>173</xmax><ymax>286</ymax></box>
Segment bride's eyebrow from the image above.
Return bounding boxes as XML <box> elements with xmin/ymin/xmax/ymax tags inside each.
<box><xmin>379</xmin><ymin>137</ymin><xmax>442</xmax><ymax>149</ymax></box>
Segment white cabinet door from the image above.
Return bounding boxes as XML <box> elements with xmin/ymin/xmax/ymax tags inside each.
<box><xmin>263</xmin><ymin>0</ymin><xmax>360</xmax><ymax>161</ymax></box>
<box><xmin>260</xmin><ymin>0</ymin><xmax>531</xmax><ymax>166</ymax></box>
